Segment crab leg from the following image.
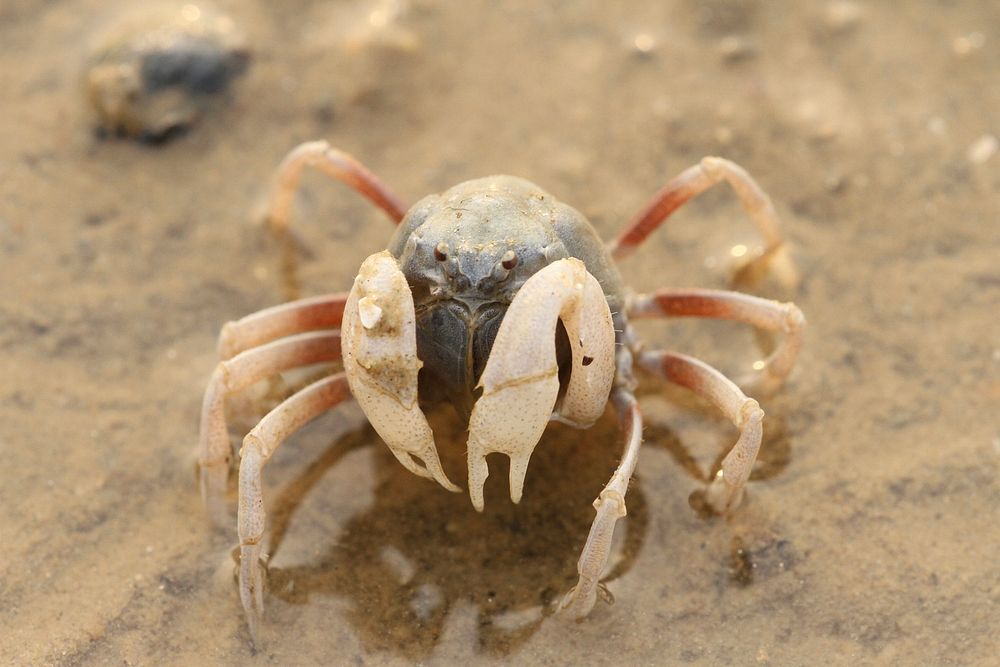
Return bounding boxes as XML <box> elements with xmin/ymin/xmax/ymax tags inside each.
<box><xmin>466</xmin><ymin>258</ymin><xmax>615</xmax><ymax>511</ymax></box>
<box><xmin>559</xmin><ymin>385</ymin><xmax>643</xmax><ymax>618</ymax></box>
<box><xmin>238</xmin><ymin>372</ymin><xmax>351</xmax><ymax>644</ymax></box>
<box><xmin>607</xmin><ymin>157</ymin><xmax>783</xmax><ymax>261</ymax></box>
<box><xmin>629</xmin><ymin>288</ymin><xmax>805</xmax><ymax>393</ymax></box>
<box><xmin>342</xmin><ymin>250</ymin><xmax>459</xmax><ymax>492</ymax></box>
<box><xmin>266</xmin><ymin>140</ymin><xmax>407</xmax><ymax>232</ymax></box>
<box><xmin>199</xmin><ymin>331</ymin><xmax>342</xmax><ymax>524</ymax></box>
<box><xmin>217</xmin><ymin>293</ymin><xmax>347</xmax><ymax>360</ymax></box>
<box><xmin>638</xmin><ymin>349</ymin><xmax>764</xmax><ymax>514</ymax></box>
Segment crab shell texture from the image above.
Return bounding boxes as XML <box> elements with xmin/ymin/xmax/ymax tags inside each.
<box><xmin>343</xmin><ymin>175</ymin><xmax>626</xmax><ymax>507</ymax></box>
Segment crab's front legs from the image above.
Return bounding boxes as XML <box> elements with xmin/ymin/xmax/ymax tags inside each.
<box><xmin>341</xmin><ymin>251</ymin><xmax>459</xmax><ymax>492</ymax></box>
<box><xmin>559</xmin><ymin>383</ymin><xmax>643</xmax><ymax>618</ymax></box>
<box><xmin>238</xmin><ymin>373</ymin><xmax>351</xmax><ymax>644</ymax></box>
<box><xmin>466</xmin><ymin>258</ymin><xmax>616</xmax><ymax>511</ymax></box>
<box><xmin>199</xmin><ymin>329</ymin><xmax>342</xmax><ymax>524</ymax></box>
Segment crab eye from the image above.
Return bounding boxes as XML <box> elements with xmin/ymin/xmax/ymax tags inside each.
<box><xmin>434</xmin><ymin>242</ymin><xmax>449</xmax><ymax>262</ymax></box>
<box><xmin>500</xmin><ymin>251</ymin><xmax>518</xmax><ymax>270</ymax></box>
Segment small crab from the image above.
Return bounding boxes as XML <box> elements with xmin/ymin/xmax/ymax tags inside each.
<box><xmin>198</xmin><ymin>141</ymin><xmax>805</xmax><ymax>642</ymax></box>
<box><xmin>85</xmin><ymin>4</ymin><xmax>249</xmax><ymax>141</ymax></box>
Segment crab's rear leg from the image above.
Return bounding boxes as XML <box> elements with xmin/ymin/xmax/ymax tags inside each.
<box><xmin>342</xmin><ymin>251</ymin><xmax>459</xmax><ymax>492</ymax></box>
<box><xmin>466</xmin><ymin>258</ymin><xmax>616</xmax><ymax>511</ymax></box>
<box><xmin>608</xmin><ymin>157</ymin><xmax>785</xmax><ymax>275</ymax></box>
<box><xmin>629</xmin><ymin>288</ymin><xmax>805</xmax><ymax>394</ymax></box>
<box><xmin>238</xmin><ymin>373</ymin><xmax>351</xmax><ymax>645</ymax></box>
<box><xmin>638</xmin><ymin>350</ymin><xmax>764</xmax><ymax>514</ymax></box>
<box><xmin>266</xmin><ymin>141</ymin><xmax>407</xmax><ymax>231</ymax></box>
<box><xmin>558</xmin><ymin>383</ymin><xmax>643</xmax><ymax>618</ymax></box>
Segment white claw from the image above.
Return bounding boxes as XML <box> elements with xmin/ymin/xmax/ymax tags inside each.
<box><xmin>343</xmin><ymin>251</ymin><xmax>460</xmax><ymax>493</ymax></box>
<box><xmin>466</xmin><ymin>258</ymin><xmax>615</xmax><ymax>509</ymax></box>
<box><xmin>468</xmin><ymin>453</ymin><xmax>490</xmax><ymax>512</ymax></box>
<box><xmin>508</xmin><ymin>452</ymin><xmax>531</xmax><ymax>504</ymax></box>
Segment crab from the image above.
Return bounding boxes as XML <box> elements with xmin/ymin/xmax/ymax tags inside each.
<box><xmin>197</xmin><ymin>141</ymin><xmax>805</xmax><ymax>642</ymax></box>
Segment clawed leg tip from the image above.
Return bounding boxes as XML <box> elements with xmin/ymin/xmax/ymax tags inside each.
<box><xmin>242</xmin><ymin>602</ymin><xmax>265</xmax><ymax>651</ymax></box>
<box><xmin>556</xmin><ymin>585</ymin><xmax>601</xmax><ymax>621</ymax></box>
<box><xmin>239</xmin><ymin>547</ymin><xmax>268</xmax><ymax>650</ymax></box>
<box><xmin>557</xmin><ymin>576</ymin><xmax>616</xmax><ymax>619</ymax></box>
<box><xmin>701</xmin><ymin>480</ymin><xmax>745</xmax><ymax>516</ymax></box>
<box><xmin>688</xmin><ymin>489</ymin><xmax>721</xmax><ymax>519</ymax></box>
<box><xmin>247</xmin><ymin>624</ymin><xmax>261</xmax><ymax>650</ymax></box>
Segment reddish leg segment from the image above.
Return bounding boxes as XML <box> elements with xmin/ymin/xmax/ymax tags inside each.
<box><xmin>629</xmin><ymin>288</ymin><xmax>805</xmax><ymax>393</ymax></box>
<box><xmin>266</xmin><ymin>140</ymin><xmax>408</xmax><ymax>232</ymax></box>
<box><xmin>608</xmin><ymin>157</ymin><xmax>784</xmax><ymax>261</ymax></box>
<box><xmin>198</xmin><ymin>331</ymin><xmax>342</xmax><ymax>524</ymax></box>
<box><xmin>638</xmin><ymin>350</ymin><xmax>763</xmax><ymax>514</ymax></box>
<box><xmin>238</xmin><ymin>373</ymin><xmax>352</xmax><ymax>645</ymax></box>
<box><xmin>217</xmin><ymin>293</ymin><xmax>348</xmax><ymax>360</ymax></box>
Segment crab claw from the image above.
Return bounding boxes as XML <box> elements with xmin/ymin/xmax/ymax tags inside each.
<box><xmin>343</xmin><ymin>251</ymin><xmax>460</xmax><ymax>493</ymax></box>
<box><xmin>466</xmin><ymin>258</ymin><xmax>615</xmax><ymax>511</ymax></box>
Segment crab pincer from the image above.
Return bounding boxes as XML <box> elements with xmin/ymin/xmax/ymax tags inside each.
<box><xmin>342</xmin><ymin>250</ymin><xmax>460</xmax><ymax>492</ymax></box>
<box><xmin>466</xmin><ymin>258</ymin><xmax>615</xmax><ymax>511</ymax></box>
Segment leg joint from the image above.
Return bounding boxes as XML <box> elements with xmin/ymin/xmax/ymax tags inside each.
<box><xmin>217</xmin><ymin>321</ymin><xmax>242</xmax><ymax>360</ymax></box>
<box><xmin>594</xmin><ymin>488</ymin><xmax>627</xmax><ymax>518</ymax></box>
<box><xmin>783</xmin><ymin>302</ymin><xmax>806</xmax><ymax>332</ymax></box>
<box><xmin>240</xmin><ymin>433</ymin><xmax>264</xmax><ymax>460</ymax></box>
<box><xmin>700</xmin><ymin>156</ymin><xmax>724</xmax><ymax>178</ymax></box>
<box><xmin>212</xmin><ymin>361</ymin><xmax>233</xmax><ymax>390</ymax></box>
<box><xmin>739</xmin><ymin>398</ymin><xmax>764</xmax><ymax>428</ymax></box>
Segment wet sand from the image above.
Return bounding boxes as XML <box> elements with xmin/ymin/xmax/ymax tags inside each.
<box><xmin>1</xmin><ymin>1</ymin><xmax>998</xmax><ymax>665</ymax></box>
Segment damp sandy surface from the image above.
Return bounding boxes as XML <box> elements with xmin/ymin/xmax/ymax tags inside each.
<box><xmin>2</xmin><ymin>1</ymin><xmax>998</xmax><ymax>665</ymax></box>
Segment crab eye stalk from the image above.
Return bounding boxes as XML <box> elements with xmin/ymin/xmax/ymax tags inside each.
<box><xmin>500</xmin><ymin>250</ymin><xmax>518</xmax><ymax>270</ymax></box>
<box><xmin>434</xmin><ymin>241</ymin><xmax>449</xmax><ymax>262</ymax></box>
<box><xmin>491</xmin><ymin>250</ymin><xmax>519</xmax><ymax>282</ymax></box>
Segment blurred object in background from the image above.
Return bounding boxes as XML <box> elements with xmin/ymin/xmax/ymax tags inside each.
<box><xmin>84</xmin><ymin>3</ymin><xmax>249</xmax><ymax>142</ymax></box>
